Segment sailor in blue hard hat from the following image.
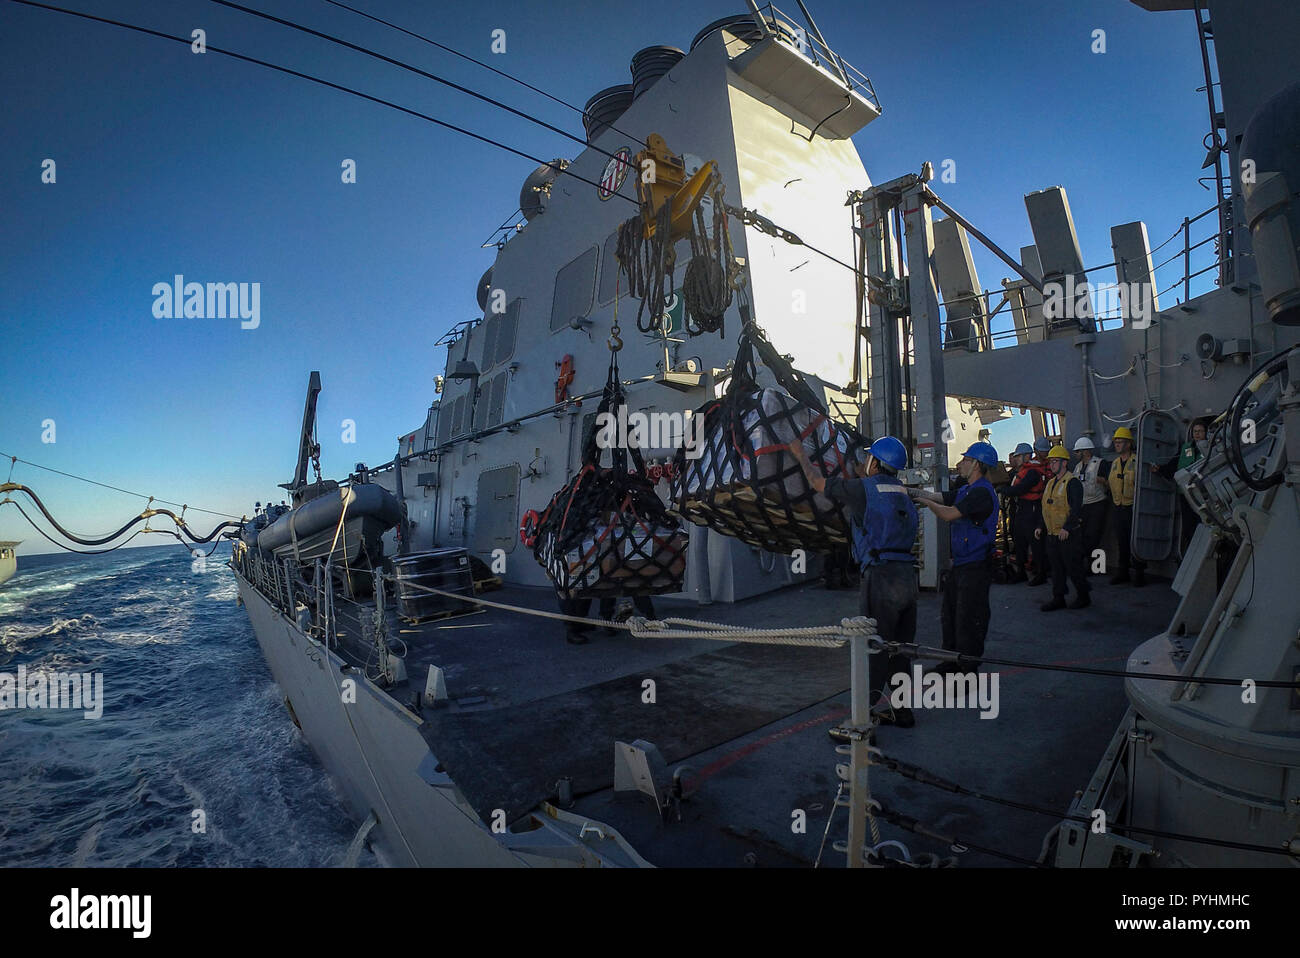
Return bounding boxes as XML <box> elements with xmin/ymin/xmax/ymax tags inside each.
<box><xmin>788</xmin><ymin>434</ymin><xmax>919</xmax><ymax>730</ymax></box>
<box><xmin>910</xmin><ymin>442</ymin><xmax>1000</xmax><ymax>674</ymax></box>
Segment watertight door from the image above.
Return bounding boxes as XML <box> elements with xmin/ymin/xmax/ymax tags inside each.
<box><xmin>1132</xmin><ymin>410</ymin><xmax>1179</xmax><ymax>562</ymax></box>
<box><xmin>473</xmin><ymin>465</ymin><xmax>520</xmax><ymax>556</ymax></box>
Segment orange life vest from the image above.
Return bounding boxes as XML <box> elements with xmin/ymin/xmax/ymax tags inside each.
<box><xmin>1014</xmin><ymin>461</ymin><xmax>1048</xmax><ymax>501</ymax></box>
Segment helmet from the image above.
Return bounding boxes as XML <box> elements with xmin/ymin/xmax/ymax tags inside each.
<box><xmin>962</xmin><ymin>442</ymin><xmax>998</xmax><ymax>467</ymax></box>
<box><xmin>1013</xmin><ymin>442</ymin><xmax>1033</xmax><ymax>456</ymax></box>
<box><xmin>867</xmin><ymin>436</ymin><xmax>907</xmax><ymax>471</ymax></box>
<box><xmin>1072</xmin><ymin>437</ymin><xmax>1094</xmax><ymax>451</ymax></box>
<box><xmin>1048</xmin><ymin>444</ymin><xmax>1070</xmax><ymax>460</ymax></box>
<box><xmin>1113</xmin><ymin>426</ymin><xmax>1134</xmax><ymax>442</ymax></box>
<box><xmin>1033</xmin><ymin>437</ymin><xmax>1052</xmax><ymax>453</ymax></box>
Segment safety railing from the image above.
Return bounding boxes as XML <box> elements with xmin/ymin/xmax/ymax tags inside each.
<box><xmin>233</xmin><ymin>543</ymin><xmax>401</xmax><ymax>682</ymax></box>
<box><xmin>232</xmin><ymin>545</ymin><xmax>332</xmax><ymax>645</ymax></box>
<box><xmin>480</xmin><ymin>207</ymin><xmax>528</xmax><ymax>250</ymax></box>
<box><xmin>739</xmin><ymin>3</ymin><xmax>881</xmax><ymax>113</ymax></box>
<box><xmin>936</xmin><ymin>199</ymin><xmax>1230</xmax><ymax>352</ymax></box>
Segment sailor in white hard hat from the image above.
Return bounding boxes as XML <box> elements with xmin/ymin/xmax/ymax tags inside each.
<box><xmin>1070</xmin><ymin>436</ymin><xmax>1110</xmax><ymax>573</ymax></box>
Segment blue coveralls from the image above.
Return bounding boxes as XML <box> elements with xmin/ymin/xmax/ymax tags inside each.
<box><xmin>942</xmin><ymin>476</ymin><xmax>999</xmax><ymax>662</ymax></box>
<box><xmin>849</xmin><ymin>474</ymin><xmax>919</xmax><ymax>702</ymax></box>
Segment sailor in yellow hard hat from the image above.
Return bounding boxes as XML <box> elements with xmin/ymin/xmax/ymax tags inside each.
<box><xmin>1035</xmin><ymin>444</ymin><xmax>1090</xmax><ymax>610</ymax></box>
<box><xmin>1107</xmin><ymin>426</ymin><xmax>1146</xmax><ymax>586</ymax></box>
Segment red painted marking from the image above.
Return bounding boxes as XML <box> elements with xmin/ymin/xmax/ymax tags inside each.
<box><xmin>689</xmin><ymin>705</ymin><xmax>851</xmax><ymax>787</ymax></box>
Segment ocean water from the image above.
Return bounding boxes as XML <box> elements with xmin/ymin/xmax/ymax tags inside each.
<box><xmin>0</xmin><ymin>545</ymin><xmax>378</xmax><ymax>867</ymax></box>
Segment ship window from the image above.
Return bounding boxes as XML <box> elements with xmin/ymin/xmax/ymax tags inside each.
<box><xmin>473</xmin><ymin>465</ymin><xmax>520</xmax><ymax>555</ymax></box>
<box><xmin>598</xmin><ymin>230</ymin><xmax>621</xmax><ymax>305</ymax></box>
<box><xmin>493</xmin><ymin>297</ymin><xmax>519</xmax><ymax>367</ymax></box>
<box><xmin>479</xmin><ymin>313</ymin><xmax>500</xmax><ymax>371</ymax></box>
<box><xmin>482</xmin><ymin>297</ymin><xmax>521</xmax><ymax>370</ymax></box>
<box><xmin>472</xmin><ymin>385</ymin><xmax>491</xmax><ymax>432</ymax></box>
<box><xmin>435</xmin><ymin>399</ymin><xmax>450</xmax><ymax>445</ymax></box>
<box><xmin>550</xmin><ymin>246</ymin><xmax>598</xmax><ymax>332</ymax></box>
<box><xmin>488</xmin><ymin>373</ymin><xmax>508</xmax><ymax>426</ymax></box>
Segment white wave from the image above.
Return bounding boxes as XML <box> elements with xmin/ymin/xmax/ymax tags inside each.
<box><xmin>1</xmin><ymin>614</ymin><xmax>100</xmax><ymax>646</ymax></box>
<box><xmin>72</xmin><ymin>820</ymin><xmax>104</xmax><ymax>867</ymax></box>
<box><xmin>93</xmin><ymin>630</ymin><xmax>180</xmax><ymax>647</ymax></box>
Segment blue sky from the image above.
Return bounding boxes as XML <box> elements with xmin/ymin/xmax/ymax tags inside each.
<box><xmin>1</xmin><ymin>0</ymin><xmax>1216</xmax><ymax>553</ymax></box>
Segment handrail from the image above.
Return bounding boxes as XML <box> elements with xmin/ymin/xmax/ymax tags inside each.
<box><xmin>750</xmin><ymin>3</ymin><xmax>881</xmax><ymax>111</ymax></box>
<box><xmin>937</xmin><ymin>197</ymin><xmax>1229</xmax><ymax>351</ymax></box>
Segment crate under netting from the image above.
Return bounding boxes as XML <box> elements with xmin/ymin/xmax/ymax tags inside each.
<box><xmin>526</xmin><ymin>361</ymin><xmax>689</xmax><ymax>600</ymax></box>
<box><xmin>670</xmin><ymin>325</ymin><xmax>864</xmax><ymax>555</ymax></box>
<box><xmin>532</xmin><ymin>470</ymin><xmax>688</xmax><ymax>599</ymax></box>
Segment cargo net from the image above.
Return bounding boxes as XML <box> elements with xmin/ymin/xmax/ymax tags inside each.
<box><xmin>527</xmin><ymin>364</ymin><xmax>688</xmax><ymax>599</ymax></box>
<box><xmin>670</xmin><ymin>323</ymin><xmax>865</xmax><ymax>554</ymax></box>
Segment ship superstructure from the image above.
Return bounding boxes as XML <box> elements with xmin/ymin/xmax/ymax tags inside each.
<box><xmin>369</xmin><ymin>8</ymin><xmax>994</xmax><ymax>600</ymax></box>
<box><xmin>225</xmin><ymin>0</ymin><xmax>1300</xmax><ymax>868</ymax></box>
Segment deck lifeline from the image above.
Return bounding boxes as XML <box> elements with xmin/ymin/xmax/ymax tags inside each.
<box><xmin>331</xmin><ymin>572</ymin><xmax>1178</xmax><ymax>866</ymax></box>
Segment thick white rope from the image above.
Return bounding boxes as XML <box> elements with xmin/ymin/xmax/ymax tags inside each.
<box><xmin>393</xmin><ymin>578</ymin><xmax>873</xmax><ymax>648</ymax></box>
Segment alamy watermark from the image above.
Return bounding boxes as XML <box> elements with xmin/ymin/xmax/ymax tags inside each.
<box><xmin>50</xmin><ymin>888</ymin><xmax>150</xmax><ymax>938</ymax></box>
<box><xmin>0</xmin><ymin>666</ymin><xmax>103</xmax><ymax>719</ymax></box>
<box><xmin>1042</xmin><ymin>275</ymin><xmax>1155</xmax><ymax>329</ymax></box>
<box><xmin>594</xmin><ymin>405</ymin><xmax>705</xmax><ymax>459</ymax></box>
<box><xmin>152</xmin><ymin>274</ymin><xmax>260</xmax><ymax>329</ymax></box>
<box><xmin>888</xmin><ymin>665</ymin><xmax>999</xmax><ymax>719</ymax></box>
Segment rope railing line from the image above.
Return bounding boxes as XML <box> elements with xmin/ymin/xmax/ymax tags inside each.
<box><xmin>1146</xmin><ymin>205</ymin><xmax>1218</xmax><ymax>257</ymax></box>
<box><xmin>347</xmin><ymin>575</ymin><xmax>1292</xmax><ymax>687</ymax></box>
<box><xmin>383</xmin><ymin>577</ymin><xmax>866</xmax><ymax>647</ymax></box>
<box><xmin>1157</xmin><ymin>257</ymin><xmax>1228</xmax><ymax>299</ymax></box>
<box><xmin>1150</xmin><ymin>229</ymin><xmax>1219</xmax><ymax>273</ymax></box>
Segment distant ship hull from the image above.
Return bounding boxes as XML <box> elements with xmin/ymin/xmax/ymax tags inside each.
<box><xmin>0</xmin><ymin>542</ymin><xmax>18</xmax><ymax>589</ymax></box>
